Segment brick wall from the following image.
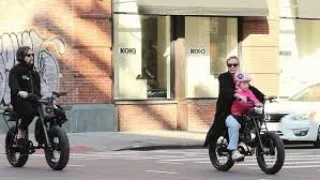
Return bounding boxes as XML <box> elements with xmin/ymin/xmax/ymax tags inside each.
<box><xmin>117</xmin><ymin>103</ymin><xmax>178</xmax><ymax>131</ymax></box>
<box><xmin>0</xmin><ymin>0</ymin><xmax>112</xmax><ymax>105</ymax></box>
<box><xmin>187</xmin><ymin>100</ymin><xmax>216</xmax><ymax>132</ymax></box>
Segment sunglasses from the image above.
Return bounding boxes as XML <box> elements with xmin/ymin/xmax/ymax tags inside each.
<box><xmin>227</xmin><ymin>63</ymin><xmax>238</xmax><ymax>67</ymax></box>
<box><xmin>26</xmin><ymin>53</ymin><xmax>34</xmax><ymax>57</ymax></box>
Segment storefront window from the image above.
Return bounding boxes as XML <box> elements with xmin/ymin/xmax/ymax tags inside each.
<box><xmin>113</xmin><ymin>14</ymin><xmax>172</xmax><ymax>100</ymax></box>
<box><xmin>279</xmin><ymin>19</ymin><xmax>320</xmax><ymax>97</ymax></box>
<box><xmin>185</xmin><ymin>17</ymin><xmax>238</xmax><ymax>98</ymax></box>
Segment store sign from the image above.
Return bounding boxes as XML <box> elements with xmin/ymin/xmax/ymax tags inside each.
<box><xmin>279</xmin><ymin>50</ymin><xmax>292</xmax><ymax>56</ymax></box>
<box><xmin>189</xmin><ymin>47</ymin><xmax>207</xmax><ymax>56</ymax></box>
<box><xmin>119</xmin><ymin>47</ymin><xmax>136</xmax><ymax>55</ymax></box>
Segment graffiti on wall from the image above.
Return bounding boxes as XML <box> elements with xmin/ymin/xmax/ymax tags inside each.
<box><xmin>0</xmin><ymin>28</ymin><xmax>65</xmax><ymax>105</ymax></box>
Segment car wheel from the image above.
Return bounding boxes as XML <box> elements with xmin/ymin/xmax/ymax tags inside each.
<box><xmin>314</xmin><ymin>126</ymin><xmax>320</xmax><ymax>148</ymax></box>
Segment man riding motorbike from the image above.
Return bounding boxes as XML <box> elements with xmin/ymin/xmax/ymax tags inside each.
<box><xmin>9</xmin><ymin>46</ymin><xmax>41</xmax><ymax>149</ymax></box>
<box><xmin>204</xmin><ymin>56</ymin><xmax>265</xmax><ymax>160</ymax></box>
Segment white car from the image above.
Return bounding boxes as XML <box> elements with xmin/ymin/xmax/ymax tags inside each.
<box><xmin>264</xmin><ymin>84</ymin><xmax>320</xmax><ymax>147</ymax></box>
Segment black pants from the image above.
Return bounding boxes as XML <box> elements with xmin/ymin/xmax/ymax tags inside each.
<box><xmin>19</xmin><ymin>113</ymin><xmax>36</xmax><ymax>131</ymax></box>
<box><xmin>12</xmin><ymin>99</ymin><xmax>38</xmax><ymax>131</ymax></box>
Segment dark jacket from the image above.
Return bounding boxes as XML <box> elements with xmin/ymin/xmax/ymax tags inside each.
<box><xmin>9</xmin><ymin>62</ymin><xmax>41</xmax><ymax>117</ymax></box>
<box><xmin>204</xmin><ymin>72</ymin><xmax>265</xmax><ymax>146</ymax></box>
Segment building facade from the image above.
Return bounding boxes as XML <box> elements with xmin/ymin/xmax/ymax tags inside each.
<box><xmin>0</xmin><ymin>0</ymin><xmax>319</xmax><ymax>133</ymax></box>
<box><xmin>114</xmin><ymin>0</ymin><xmax>277</xmax><ymax>132</ymax></box>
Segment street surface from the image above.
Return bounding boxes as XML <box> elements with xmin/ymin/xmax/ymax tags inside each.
<box><xmin>0</xmin><ymin>148</ymin><xmax>320</xmax><ymax>180</ymax></box>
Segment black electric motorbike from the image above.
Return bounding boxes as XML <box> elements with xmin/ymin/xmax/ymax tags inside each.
<box><xmin>2</xmin><ymin>91</ymin><xmax>69</xmax><ymax>170</ymax></box>
<box><xmin>208</xmin><ymin>97</ymin><xmax>285</xmax><ymax>174</ymax></box>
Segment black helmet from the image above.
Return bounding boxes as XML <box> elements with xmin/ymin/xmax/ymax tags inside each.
<box><xmin>16</xmin><ymin>46</ymin><xmax>31</xmax><ymax>62</ymax></box>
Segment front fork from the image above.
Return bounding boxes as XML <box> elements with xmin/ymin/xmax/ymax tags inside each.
<box><xmin>253</xmin><ymin>118</ymin><xmax>265</xmax><ymax>154</ymax></box>
<box><xmin>37</xmin><ymin>106</ymin><xmax>52</xmax><ymax>150</ymax></box>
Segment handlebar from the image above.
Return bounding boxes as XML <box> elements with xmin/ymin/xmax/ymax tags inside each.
<box><xmin>52</xmin><ymin>91</ymin><xmax>67</xmax><ymax>98</ymax></box>
<box><xmin>264</xmin><ymin>96</ymin><xmax>277</xmax><ymax>103</ymax></box>
<box><xmin>27</xmin><ymin>91</ymin><xmax>67</xmax><ymax>104</ymax></box>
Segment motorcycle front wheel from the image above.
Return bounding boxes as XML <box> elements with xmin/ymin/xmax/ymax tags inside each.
<box><xmin>45</xmin><ymin>126</ymin><xmax>70</xmax><ymax>170</ymax></box>
<box><xmin>256</xmin><ymin>132</ymin><xmax>285</xmax><ymax>174</ymax></box>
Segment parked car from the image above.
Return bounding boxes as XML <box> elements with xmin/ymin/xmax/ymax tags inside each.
<box><xmin>263</xmin><ymin>83</ymin><xmax>320</xmax><ymax>147</ymax></box>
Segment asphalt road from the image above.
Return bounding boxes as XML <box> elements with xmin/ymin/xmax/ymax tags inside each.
<box><xmin>0</xmin><ymin>148</ymin><xmax>320</xmax><ymax>180</ymax></box>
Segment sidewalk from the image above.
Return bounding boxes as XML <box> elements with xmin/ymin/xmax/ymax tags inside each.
<box><xmin>0</xmin><ymin>131</ymin><xmax>207</xmax><ymax>153</ymax></box>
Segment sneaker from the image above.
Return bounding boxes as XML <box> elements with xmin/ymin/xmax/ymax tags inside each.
<box><xmin>232</xmin><ymin>150</ymin><xmax>244</xmax><ymax>161</ymax></box>
<box><xmin>16</xmin><ymin>138</ymin><xmax>28</xmax><ymax>152</ymax></box>
<box><xmin>217</xmin><ymin>137</ymin><xmax>225</xmax><ymax>144</ymax></box>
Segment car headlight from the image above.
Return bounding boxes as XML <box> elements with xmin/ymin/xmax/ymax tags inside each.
<box><xmin>291</xmin><ymin>128</ymin><xmax>309</xmax><ymax>136</ymax></box>
<box><xmin>290</xmin><ymin>113</ymin><xmax>309</xmax><ymax>120</ymax></box>
<box><xmin>264</xmin><ymin>114</ymin><xmax>271</xmax><ymax>121</ymax></box>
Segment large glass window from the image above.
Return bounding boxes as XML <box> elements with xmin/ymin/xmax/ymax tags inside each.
<box><xmin>279</xmin><ymin>19</ymin><xmax>320</xmax><ymax>97</ymax></box>
<box><xmin>290</xmin><ymin>84</ymin><xmax>320</xmax><ymax>102</ymax></box>
<box><xmin>279</xmin><ymin>0</ymin><xmax>320</xmax><ymax>97</ymax></box>
<box><xmin>113</xmin><ymin>14</ymin><xmax>172</xmax><ymax>100</ymax></box>
<box><xmin>185</xmin><ymin>17</ymin><xmax>238</xmax><ymax>98</ymax></box>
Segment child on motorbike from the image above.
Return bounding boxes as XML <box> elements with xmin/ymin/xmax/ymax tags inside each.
<box><xmin>226</xmin><ymin>71</ymin><xmax>263</xmax><ymax>161</ymax></box>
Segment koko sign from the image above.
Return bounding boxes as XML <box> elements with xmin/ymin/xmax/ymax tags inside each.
<box><xmin>189</xmin><ymin>47</ymin><xmax>207</xmax><ymax>56</ymax></box>
<box><xmin>279</xmin><ymin>50</ymin><xmax>292</xmax><ymax>56</ymax></box>
<box><xmin>119</xmin><ymin>47</ymin><xmax>136</xmax><ymax>55</ymax></box>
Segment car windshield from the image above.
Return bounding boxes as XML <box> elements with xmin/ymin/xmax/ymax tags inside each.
<box><xmin>290</xmin><ymin>84</ymin><xmax>320</xmax><ymax>102</ymax></box>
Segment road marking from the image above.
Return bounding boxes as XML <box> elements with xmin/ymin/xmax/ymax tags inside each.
<box><xmin>145</xmin><ymin>170</ymin><xmax>180</xmax><ymax>175</ymax></box>
<box><xmin>157</xmin><ymin>157</ymin><xmax>208</xmax><ymax>162</ymax></box>
<box><xmin>282</xmin><ymin>165</ymin><xmax>320</xmax><ymax>169</ymax></box>
<box><xmin>235</xmin><ymin>161</ymin><xmax>320</xmax><ymax>166</ymax></box>
<box><xmin>156</xmin><ymin>162</ymin><xmax>183</xmax><ymax>165</ymax></box>
<box><xmin>249</xmin><ymin>165</ymin><xmax>320</xmax><ymax>169</ymax></box>
<box><xmin>195</xmin><ymin>158</ymin><xmax>320</xmax><ymax>164</ymax></box>
<box><xmin>67</xmin><ymin>164</ymin><xmax>86</xmax><ymax>167</ymax></box>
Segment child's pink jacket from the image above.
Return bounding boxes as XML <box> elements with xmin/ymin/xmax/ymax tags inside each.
<box><xmin>231</xmin><ymin>89</ymin><xmax>261</xmax><ymax>116</ymax></box>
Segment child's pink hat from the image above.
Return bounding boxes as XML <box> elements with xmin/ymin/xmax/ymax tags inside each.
<box><xmin>234</xmin><ymin>71</ymin><xmax>252</xmax><ymax>89</ymax></box>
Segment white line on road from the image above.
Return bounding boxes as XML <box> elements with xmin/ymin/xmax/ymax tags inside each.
<box><xmin>279</xmin><ymin>165</ymin><xmax>320</xmax><ymax>169</ymax></box>
<box><xmin>235</xmin><ymin>161</ymin><xmax>320</xmax><ymax>166</ymax></box>
<box><xmin>159</xmin><ymin>155</ymin><xmax>320</xmax><ymax>163</ymax></box>
<box><xmin>195</xmin><ymin>158</ymin><xmax>320</xmax><ymax>164</ymax></box>
<box><xmin>249</xmin><ymin>165</ymin><xmax>320</xmax><ymax>169</ymax></box>
<box><xmin>145</xmin><ymin>170</ymin><xmax>180</xmax><ymax>175</ymax></box>
<box><xmin>67</xmin><ymin>164</ymin><xmax>86</xmax><ymax>167</ymax></box>
<box><xmin>157</xmin><ymin>157</ymin><xmax>208</xmax><ymax>162</ymax></box>
<box><xmin>156</xmin><ymin>162</ymin><xmax>183</xmax><ymax>165</ymax></box>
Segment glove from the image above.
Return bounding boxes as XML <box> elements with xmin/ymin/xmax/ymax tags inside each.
<box><xmin>234</xmin><ymin>93</ymin><xmax>247</xmax><ymax>103</ymax></box>
<box><xmin>18</xmin><ymin>91</ymin><xmax>28</xmax><ymax>99</ymax></box>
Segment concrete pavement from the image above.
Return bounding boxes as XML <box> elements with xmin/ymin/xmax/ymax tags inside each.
<box><xmin>0</xmin><ymin>130</ymin><xmax>207</xmax><ymax>153</ymax></box>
